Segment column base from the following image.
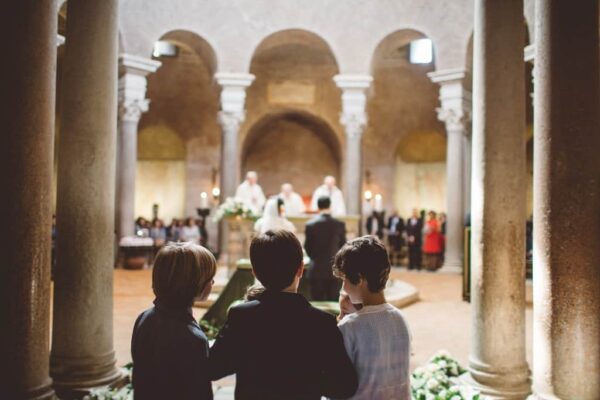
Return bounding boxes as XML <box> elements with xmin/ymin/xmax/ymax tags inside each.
<box><xmin>21</xmin><ymin>379</ymin><xmax>56</xmax><ymax>400</ymax></box>
<box><xmin>463</xmin><ymin>359</ymin><xmax>531</xmax><ymax>399</ymax></box>
<box><xmin>438</xmin><ymin>262</ymin><xmax>463</xmax><ymax>274</ymax></box>
<box><xmin>50</xmin><ymin>352</ymin><xmax>122</xmax><ymax>399</ymax></box>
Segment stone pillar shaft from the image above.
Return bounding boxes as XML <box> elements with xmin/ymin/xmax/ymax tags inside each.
<box><xmin>469</xmin><ymin>0</ymin><xmax>530</xmax><ymax>397</ymax></box>
<box><xmin>532</xmin><ymin>1</ymin><xmax>600</xmax><ymax>399</ymax></box>
<box><xmin>429</xmin><ymin>69</ymin><xmax>472</xmax><ymax>273</ymax></box>
<box><xmin>51</xmin><ymin>0</ymin><xmax>121</xmax><ymax>394</ymax></box>
<box><xmin>334</xmin><ymin>74</ymin><xmax>373</xmax><ymax>216</ymax></box>
<box><xmin>0</xmin><ymin>1</ymin><xmax>57</xmax><ymax>399</ymax></box>
<box><xmin>116</xmin><ymin>55</ymin><xmax>161</xmax><ymax>239</ymax></box>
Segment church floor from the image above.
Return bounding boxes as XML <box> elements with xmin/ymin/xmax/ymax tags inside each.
<box><xmin>112</xmin><ymin>267</ymin><xmax>533</xmax><ymax>396</ymax></box>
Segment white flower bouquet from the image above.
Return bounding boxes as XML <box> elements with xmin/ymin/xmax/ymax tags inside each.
<box><xmin>411</xmin><ymin>351</ymin><xmax>481</xmax><ymax>400</ymax></box>
<box><xmin>214</xmin><ymin>197</ymin><xmax>258</xmax><ymax>221</ymax></box>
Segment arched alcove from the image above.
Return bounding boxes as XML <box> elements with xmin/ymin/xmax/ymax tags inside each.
<box><xmin>365</xmin><ymin>29</ymin><xmax>444</xmax><ymax>212</ymax></box>
<box><xmin>136</xmin><ymin>30</ymin><xmax>220</xmax><ymax>219</ymax></box>
<box><xmin>243</xmin><ymin>29</ymin><xmax>342</xmax><ymax>147</ymax></box>
<box><xmin>393</xmin><ymin>131</ymin><xmax>447</xmax><ymax>216</ymax></box>
<box><xmin>242</xmin><ymin>111</ymin><xmax>341</xmax><ymax>198</ymax></box>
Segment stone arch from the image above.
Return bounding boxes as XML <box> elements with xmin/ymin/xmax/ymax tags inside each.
<box><xmin>364</xmin><ymin>28</ymin><xmax>444</xmax><ymax>211</ymax></box>
<box><xmin>241</xmin><ymin>110</ymin><xmax>341</xmax><ymax>197</ymax></box>
<box><xmin>243</xmin><ymin>28</ymin><xmax>344</xmax><ymax>154</ymax></box>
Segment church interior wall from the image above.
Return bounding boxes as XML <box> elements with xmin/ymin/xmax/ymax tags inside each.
<box><xmin>364</xmin><ymin>29</ymin><xmax>445</xmax><ymax>214</ymax></box>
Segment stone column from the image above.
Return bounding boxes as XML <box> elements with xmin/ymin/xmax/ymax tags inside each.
<box><xmin>215</xmin><ymin>73</ymin><xmax>255</xmax><ymax>200</ymax></box>
<box><xmin>467</xmin><ymin>0</ymin><xmax>530</xmax><ymax>397</ymax></box>
<box><xmin>0</xmin><ymin>1</ymin><xmax>57</xmax><ymax>399</ymax></box>
<box><xmin>51</xmin><ymin>0</ymin><xmax>121</xmax><ymax>396</ymax></box>
<box><xmin>428</xmin><ymin>69</ymin><xmax>472</xmax><ymax>273</ymax></box>
<box><xmin>116</xmin><ymin>54</ymin><xmax>161</xmax><ymax>239</ymax></box>
<box><xmin>531</xmin><ymin>1</ymin><xmax>600</xmax><ymax>399</ymax></box>
<box><xmin>334</xmin><ymin>75</ymin><xmax>373</xmax><ymax>216</ymax></box>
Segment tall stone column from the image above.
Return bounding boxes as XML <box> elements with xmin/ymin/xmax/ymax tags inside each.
<box><xmin>116</xmin><ymin>54</ymin><xmax>161</xmax><ymax>239</ymax></box>
<box><xmin>531</xmin><ymin>1</ymin><xmax>600</xmax><ymax>399</ymax></box>
<box><xmin>0</xmin><ymin>1</ymin><xmax>57</xmax><ymax>399</ymax></box>
<box><xmin>334</xmin><ymin>75</ymin><xmax>373</xmax><ymax>216</ymax></box>
<box><xmin>467</xmin><ymin>0</ymin><xmax>530</xmax><ymax>397</ymax></box>
<box><xmin>215</xmin><ymin>73</ymin><xmax>255</xmax><ymax>200</ymax></box>
<box><xmin>51</xmin><ymin>0</ymin><xmax>121</xmax><ymax>396</ymax></box>
<box><xmin>428</xmin><ymin>69</ymin><xmax>472</xmax><ymax>273</ymax></box>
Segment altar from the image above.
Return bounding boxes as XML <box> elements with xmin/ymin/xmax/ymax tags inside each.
<box><xmin>220</xmin><ymin>214</ymin><xmax>361</xmax><ymax>272</ymax></box>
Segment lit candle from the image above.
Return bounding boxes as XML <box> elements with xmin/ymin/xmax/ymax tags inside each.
<box><xmin>374</xmin><ymin>194</ymin><xmax>383</xmax><ymax>211</ymax></box>
<box><xmin>364</xmin><ymin>190</ymin><xmax>373</xmax><ymax>201</ymax></box>
<box><xmin>200</xmin><ymin>192</ymin><xmax>208</xmax><ymax>209</ymax></box>
<box><xmin>212</xmin><ymin>187</ymin><xmax>220</xmax><ymax>199</ymax></box>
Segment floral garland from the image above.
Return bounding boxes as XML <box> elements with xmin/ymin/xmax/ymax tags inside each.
<box><xmin>214</xmin><ymin>197</ymin><xmax>259</xmax><ymax>221</ymax></box>
<box><xmin>411</xmin><ymin>351</ymin><xmax>481</xmax><ymax>400</ymax></box>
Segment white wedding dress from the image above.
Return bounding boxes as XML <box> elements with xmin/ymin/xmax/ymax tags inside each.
<box><xmin>254</xmin><ymin>198</ymin><xmax>296</xmax><ymax>234</ymax></box>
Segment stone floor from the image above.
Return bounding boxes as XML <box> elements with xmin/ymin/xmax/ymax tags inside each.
<box><xmin>113</xmin><ymin>267</ymin><xmax>534</xmax><ymax>397</ymax></box>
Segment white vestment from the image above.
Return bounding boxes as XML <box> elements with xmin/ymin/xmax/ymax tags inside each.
<box><xmin>279</xmin><ymin>191</ymin><xmax>306</xmax><ymax>217</ymax></box>
<box><xmin>310</xmin><ymin>185</ymin><xmax>347</xmax><ymax>216</ymax></box>
<box><xmin>235</xmin><ymin>181</ymin><xmax>266</xmax><ymax>214</ymax></box>
<box><xmin>254</xmin><ymin>198</ymin><xmax>296</xmax><ymax>234</ymax></box>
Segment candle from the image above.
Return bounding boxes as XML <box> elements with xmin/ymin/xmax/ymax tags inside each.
<box><xmin>212</xmin><ymin>187</ymin><xmax>220</xmax><ymax>199</ymax></box>
<box><xmin>374</xmin><ymin>194</ymin><xmax>383</xmax><ymax>211</ymax></box>
<box><xmin>200</xmin><ymin>192</ymin><xmax>208</xmax><ymax>209</ymax></box>
<box><xmin>364</xmin><ymin>190</ymin><xmax>373</xmax><ymax>201</ymax></box>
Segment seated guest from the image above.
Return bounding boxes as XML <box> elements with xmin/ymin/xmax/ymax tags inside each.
<box><xmin>209</xmin><ymin>230</ymin><xmax>358</xmax><ymax>400</ymax></box>
<box><xmin>254</xmin><ymin>197</ymin><xmax>296</xmax><ymax>234</ymax></box>
<box><xmin>131</xmin><ymin>242</ymin><xmax>217</xmax><ymax>400</ymax></box>
<box><xmin>149</xmin><ymin>218</ymin><xmax>167</xmax><ymax>247</ymax></box>
<box><xmin>180</xmin><ymin>217</ymin><xmax>201</xmax><ymax>244</ymax></box>
<box><xmin>334</xmin><ymin>236</ymin><xmax>412</xmax><ymax>400</ymax></box>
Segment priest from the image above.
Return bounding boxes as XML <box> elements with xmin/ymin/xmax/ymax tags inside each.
<box><xmin>310</xmin><ymin>176</ymin><xmax>346</xmax><ymax>216</ymax></box>
<box><xmin>235</xmin><ymin>171</ymin><xmax>266</xmax><ymax>215</ymax></box>
<box><xmin>279</xmin><ymin>183</ymin><xmax>306</xmax><ymax>217</ymax></box>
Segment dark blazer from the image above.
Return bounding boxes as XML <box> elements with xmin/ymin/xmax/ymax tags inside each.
<box><xmin>405</xmin><ymin>217</ymin><xmax>423</xmax><ymax>247</ymax></box>
<box><xmin>209</xmin><ymin>291</ymin><xmax>358</xmax><ymax>400</ymax></box>
<box><xmin>131</xmin><ymin>301</ymin><xmax>213</xmax><ymax>400</ymax></box>
<box><xmin>304</xmin><ymin>213</ymin><xmax>347</xmax><ymax>280</ymax></box>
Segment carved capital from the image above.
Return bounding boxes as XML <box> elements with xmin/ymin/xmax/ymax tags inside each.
<box><xmin>118</xmin><ymin>96</ymin><xmax>150</xmax><ymax>123</ymax></box>
<box><xmin>218</xmin><ymin>111</ymin><xmax>245</xmax><ymax>134</ymax></box>
<box><xmin>341</xmin><ymin>112</ymin><xmax>367</xmax><ymax>140</ymax></box>
<box><xmin>436</xmin><ymin>106</ymin><xmax>471</xmax><ymax>134</ymax></box>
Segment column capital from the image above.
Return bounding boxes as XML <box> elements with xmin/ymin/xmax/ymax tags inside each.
<box><xmin>215</xmin><ymin>72</ymin><xmax>255</xmax><ymax>114</ymax></box>
<box><xmin>429</xmin><ymin>68</ymin><xmax>472</xmax><ymax>134</ymax></box>
<box><xmin>118</xmin><ymin>54</ymin><xmax>161</xmax><ymax>123</ymax></box>
<box><xmin>334</xmin><ymin>74</ymin><xmax>372</xmax><ymax>138</ymax></box>
<box><xmin>218</xmin><ymin>110</ymin><xmax>245</xmax><ymax>133</ymax></box>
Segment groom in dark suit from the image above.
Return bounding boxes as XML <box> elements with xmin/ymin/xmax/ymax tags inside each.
<box><xmin>304</xmin><ymin>196</ymin><xmax>347</xmax><ymax>301</ymax></box>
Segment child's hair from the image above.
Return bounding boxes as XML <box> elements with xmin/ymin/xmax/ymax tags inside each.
<box><xmin>152</xmin><ymin>242</ymin><xmax>217</xmax><ymax>307</ymax></box>
<box><xmin>249</xmin><ymin>230</ymin><xmax>303</xmax><ymax>291</ymax></box>
<box><xmin>333</xmin><ymin>235</ymin><xmax>391</xmax><ymax>293</ymax></box>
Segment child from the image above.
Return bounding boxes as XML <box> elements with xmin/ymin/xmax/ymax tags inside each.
<box><xmin>333</xmin><ymin>236</ymin><xmax>412</xmax><ymax>400</ymax></box>
<box><xmin>131</xmin><ymin>242</ymin><xmax>217</xmax><ymax>400</ymax></box>
<box><xmin>209</xmin><ymin>229</ymin><xmax>358</xmax><ymax>400</ymax></box>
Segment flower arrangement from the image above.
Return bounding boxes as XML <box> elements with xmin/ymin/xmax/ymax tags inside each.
<box><xmin>86</xmin><ymin>363</ymin><xmax>133</xmax><ymax>400</ymax></box>
<box><xmin>411</xmin><ymin>351</ymin><xmax>481</xmax><ymax>400</ymax></box>
<box><xmin>214</xmin><ymin>197</ymin><xmax>258</xmax><ymax>221</ymax></box>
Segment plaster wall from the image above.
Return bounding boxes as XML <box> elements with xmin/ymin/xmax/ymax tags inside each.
<box><xmin>394</xmin><ymin>158</ymin><xmax>446</xmax><ymax>218</ymax></box>
<box><xmin>135</xmin><ymin>161</ymin><xmax>186</xmax><ymax>222</ymax></box>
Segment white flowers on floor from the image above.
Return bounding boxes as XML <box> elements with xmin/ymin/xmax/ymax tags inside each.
<box><xmin>411</xmin><ymin>351</ymin><xmax>481</xmax><ymax>400</ymax></box>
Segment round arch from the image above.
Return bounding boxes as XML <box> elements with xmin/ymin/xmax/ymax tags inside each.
<box><xmin>242</xmin><ymin>110</ymin><xmax>341</xmax><ymax>197</ymax></box>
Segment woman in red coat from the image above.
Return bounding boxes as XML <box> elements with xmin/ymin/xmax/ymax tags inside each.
<box><xmin>423</xmin><ymin>211</ymin><xmax>443</xmax><ymax>270</ymax></box>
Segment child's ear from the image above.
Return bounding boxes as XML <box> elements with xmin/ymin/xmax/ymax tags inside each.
<box><xmin>296</xmin><ymin>263</ymin><xmax>304</xmax><ymax>278</ymax></box>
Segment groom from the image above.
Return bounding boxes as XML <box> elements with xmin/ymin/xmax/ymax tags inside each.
<box><xmin>304</xmin><ymin>196</ymin><xmax>347</xmax><ymax>301</ymax></box>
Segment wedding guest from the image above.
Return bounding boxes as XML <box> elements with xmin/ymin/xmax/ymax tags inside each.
<box><xmin>180</xmin><ymin>217</ymin><xmax>201</xmax><ymax>244</ymax></box>
<box><xmin>132</xmin><ymin>242</ymin><xmax>217</xmax><ymax>400</ymax></box>
<box><xmin>334</xmin><ymin>236</ymin><xmax>411</xmax><ymax>400</ymax></box>
<box><xmin>254</xmin><ymin>197</ymin><xmax>296</xmax><ymax>234</ymax></box>
<box><xmin>149</xmin><ymin>218</ymin><xmax>167</xmax><ymax>248</ymax></box>
<box><xmin>387</xmin><ymin>211</ymin><xmax>405</xmax><ymax>266</ymax></box>
<box><xmin>305</xmin><ymin>196</ymin><xmax>347</xmax><ymax>301</ymax></box>
<box><xmin>209</xmin><ymin>230</ymin><xmax>358</xmax><ymax>400</ymax></box>
<box><xmin>279</xmin><ymin>182</ymin><xmax>306</xmax><ymax>216</ymax></box>
<box><xmin>135</xmin><ymin>217</ymin><xmax>150</xmax><ymax>237</ymax></box>
<box><xmin>166</xmin><ymin>218</ymin><xmax>180</xmax><ymax>242</ymax></box>
<box><xmin>235</xmin><ymin>171</ymin><xmax>266</xmax><ymax>215</ymax></box>
<box><xmin>310</xmin><ymin>176</ymin><xmax>347</xmax><ymax>216</ymax></box>
<box><xmin>405</xmin><ymin>209</ymin><xmax>423</xmax><ymax>270</ymax></box>
<box><xmin>423</xmin><ymin>211</ymin><xmax>443</xmax><ymax>271</ymax></box>
<box><xmin>365</xmin><ymin>210</ymin><xmax>385</xmax><ymax>240</ymax></box>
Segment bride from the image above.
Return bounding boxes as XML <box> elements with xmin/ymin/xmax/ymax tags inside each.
<box><xmin>254</xmin><ymin>197</ymin><xmax>296</xmax><ymax>234</ymax></box>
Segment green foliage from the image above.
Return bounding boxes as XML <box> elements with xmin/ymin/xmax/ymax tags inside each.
<box><xmin>199</xmin><ymin>318</ymin><xmax>220</xmax><ymax>340</ymax></box>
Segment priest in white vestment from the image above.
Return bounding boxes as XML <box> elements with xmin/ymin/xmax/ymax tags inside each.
<box><xmin>310</xmin><ymin>176</ymin><xmax>346</xmax><ymax>216</ymax></box>
<box><xmin>279</xmin><ymin>183</ymin><xmax>306</xmax><ymax>217</ymax></box>
<box><xmin>235</xmin><ymin>171</ymin><xmax>266</xmax><ymax>215</ymax></box>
